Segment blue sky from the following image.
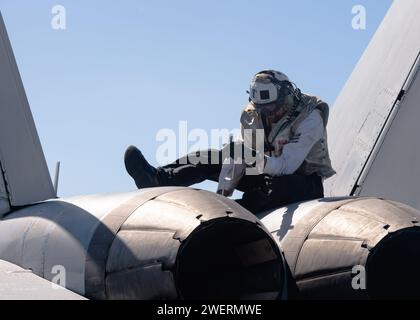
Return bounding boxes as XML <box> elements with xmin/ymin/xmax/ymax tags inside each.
<box><xmin>0</xmin><ymin>0</ymin><xmax>392</xmax><ymax>197</ymax></box>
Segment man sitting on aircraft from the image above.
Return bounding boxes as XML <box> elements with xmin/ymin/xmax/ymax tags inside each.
<box><xmin>124</xmin><ymin>70</ymin><xmax>336</xmax><ymax>213</ymax></box>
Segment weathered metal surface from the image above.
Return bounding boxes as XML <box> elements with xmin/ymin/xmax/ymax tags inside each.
<box><xmin>258</xmin><ymin>197</ymin><xmax>420</xmax><ymax>299</ymax></box>
<box><xmin>0</xmin><ymin>187</ymin><xmax>286</xmax><ymax>300</ymax></box>
<box><xmin>0</xmin><ymin>259</ymin><xmax>86</xmax><ymax>300</ymax></box>
<box><xmin>325</xmin><ymin>0</ymin><xmax>420</xmax><ymax>198</ymax></box>
<box><xmin>357</xmin><ymin>63</ymin><xmax>420</xmax><ymax>209</ymax></box>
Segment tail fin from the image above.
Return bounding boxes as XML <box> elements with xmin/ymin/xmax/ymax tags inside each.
<box><xmin>325</xmin><ymin>0</ymin><xmax>420</xmax><ymax>208</ymax></box>
<box><xmin>0</xmin><ymin>12</ymin><xmax>55</xmax><ymax>216</ymax></box>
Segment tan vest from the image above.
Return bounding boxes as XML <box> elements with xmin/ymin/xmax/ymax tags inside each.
<box><xmin>240</xmin><ymin>93</ymin><xmax>336</xmax><ymax>179</ymax></box>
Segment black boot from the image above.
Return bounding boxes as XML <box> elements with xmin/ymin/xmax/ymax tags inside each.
<box><xmin>124</xmin><ymin>145</ymin><xmax>161</xmax><ymax>189</ymax></box>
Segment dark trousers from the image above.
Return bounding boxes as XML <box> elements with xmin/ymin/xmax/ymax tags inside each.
<box><xmin>159</xmin><ymin>145</ymin><xmax>324</xmax><ymax>213</ymax></box>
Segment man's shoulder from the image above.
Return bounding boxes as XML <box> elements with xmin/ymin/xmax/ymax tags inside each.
<box><xmin>300</xmin><ymin>92</ymin><xmax>330</xmax><ymax>126</ymax></box>
<box><xmin>242</xmin><ymin>102</ymin><xmax>255</xmax><ymax>113</ymax></box>
<box><xmin>240</xmin><ymin>102</ymin><xmax>257</xmax><ymax>125</ymax></box>
<box><xmin>294</xmin><ymin>108</ymin><xmax>324</xmax><ymax>134</ymax></box>
<box><xmin>301</xmin><ymin>92</ymin><xmax>329</xmax><ymax>108</ymax></box>
<box><xmin>307</xmin><ymin>108</ymin><xmax>324</xmax><ymax>123</ymax></box>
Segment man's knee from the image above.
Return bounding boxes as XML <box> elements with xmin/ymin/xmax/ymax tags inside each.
<box><xmin>237</xmin><ymin>190</ymin><xmax>274</xmax><ymax>213</ymax></box>
<box><xmin>238</xmin><ymin>174</ymin><xmax>324</xmax><ymax>213</ymax></box>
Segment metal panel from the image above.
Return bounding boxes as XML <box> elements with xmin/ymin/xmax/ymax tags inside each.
<box><xmin>325</xmin><ymin>0</ymin><xmax>420</xmax><ymax>197</ymax></box>
<box><xmin>0</xmin><ymin>201</ymin><xmax>99</xmax><ymax>294</ymax></box>
<box><xmin>106</xmin><ymin>264</ymin><xmax>177</xmax><ymax>300</ymax></box>
<box><xmin>296</xmin><ymin>271</ymin><xmax>366</xmax><ymax>300</ymax></box>
<box><xmin>0</xmin><ymin>12</ymin><xmax>55</xmax><ymax>209</ymax></box>
<box><xmin>259</xmin><ymin>197</ymin><xmax>420</xmax><ymax>299</ymax></box>
<box><xmin>121</xmin><ymin>199</ymin><xmax>201</xmax><ymax>234</ymax></box>
<box><xmin>106</xmin><ymin>230</ymin><xmax>180</xmax><ymax>273</ymax></box>
<box><xmin>358</xmin><ymin>66</ymin><xmax>420</xmax><ymax>210</ymax></box>
<box><xmin>105</xmin><ymin>231</ymin><xmax>180</xmax><ymax>300</ymax></box>
<box><xmin>156</xmin><ymin>188</ymin><xmax>258</xmax><ymax>225</ymax></box>
<box><xmin>294</xmin><ymin>239</ymin><xmax>366</xmax><ymax>280</ymax></box>
<box><xmin>0</xmin><ymin>191</ymin><xmax>141</xmax><ymax>295</ymax></box>
<box><xmin>0</xmin><ymin>260</ymin><xmax>86</xmax><ymax>300</ymax></box>
<box><xmin>84</xmin><ymin>187</ymin><xmax>181</xmax><ymax>299</ymax></box>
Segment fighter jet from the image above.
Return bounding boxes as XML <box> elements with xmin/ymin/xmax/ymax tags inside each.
<box><xmin>0</xmin><ymin>0</ymin><xmax>420</xmax><ymax>300</ymax></box>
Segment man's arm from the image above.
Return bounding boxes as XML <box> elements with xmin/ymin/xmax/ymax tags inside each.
<box><xmin>263</xmin><ymin>110</ymin><xmax>324</xmax><ymax>176</ymax></box>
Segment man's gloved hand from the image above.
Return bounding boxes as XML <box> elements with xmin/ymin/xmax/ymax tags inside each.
<box><xmin>217</xmin><ymin>158</ymin><xmax>246</xmax><ymax>197</ymax></box>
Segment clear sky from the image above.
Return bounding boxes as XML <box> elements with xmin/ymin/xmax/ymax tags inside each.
<box><xmin>0</xmin><ymin>0</ymin><xmax>393</xmax><ymax>198</ymax></box>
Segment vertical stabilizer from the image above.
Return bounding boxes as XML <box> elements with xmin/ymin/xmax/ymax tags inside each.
<box><xmin>325</xmin><ymin>0</ymin><xmax>420</xmax><ymax>208</ymax></box>
<box><xmin>0</xmin><ymin>12</ymin><xmax>55</xmax><ymax>216</ymax></box>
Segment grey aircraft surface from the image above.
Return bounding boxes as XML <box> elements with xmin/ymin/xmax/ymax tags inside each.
<box><xmin>0</xmin><ymin>0</ymin><xmax>420</xmax><ymax>300</ymax></box>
